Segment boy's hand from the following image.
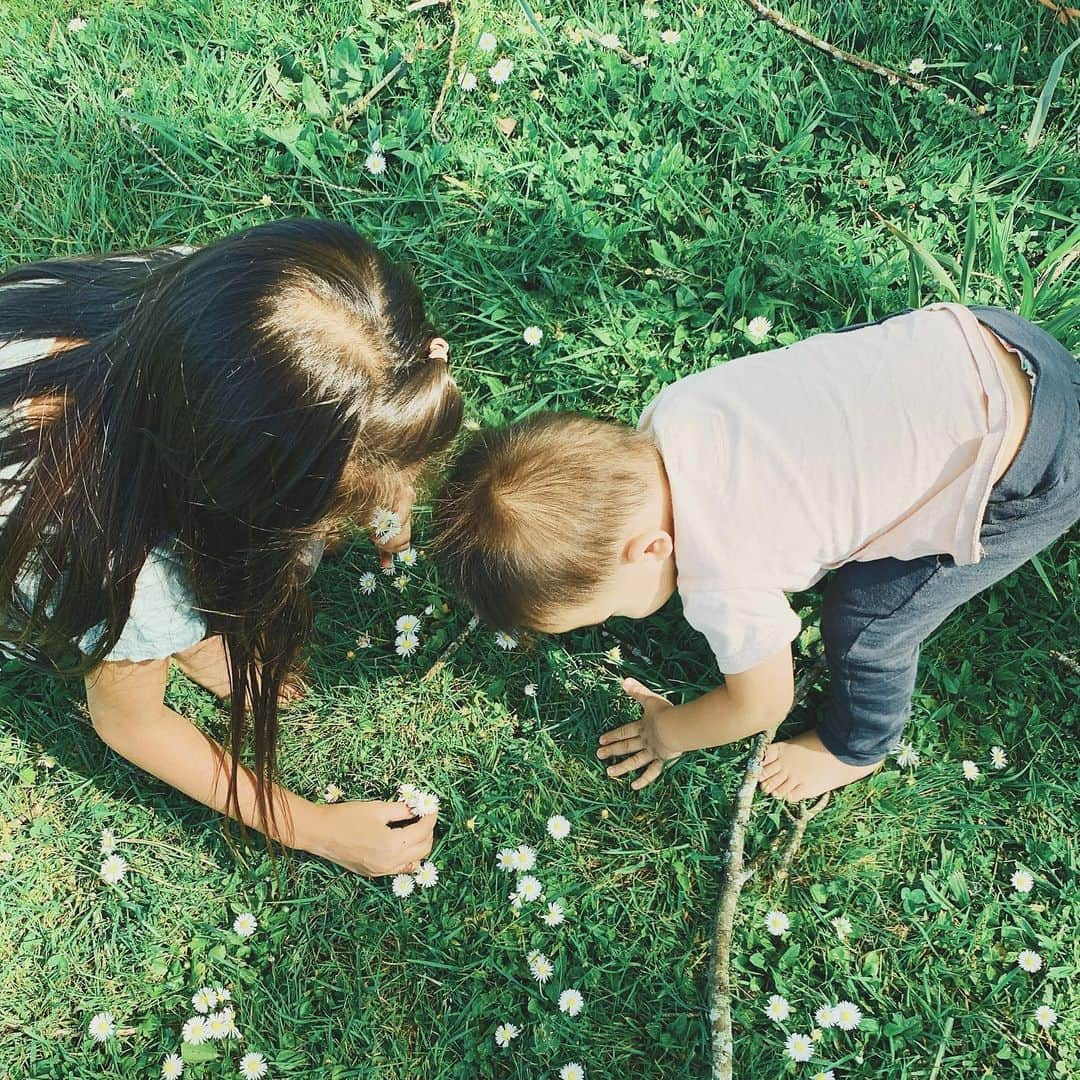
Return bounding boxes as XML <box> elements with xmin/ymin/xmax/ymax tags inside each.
<box><xmin>597</xmin><ymin>678</ymin><xmax>682</xmax><ymax>790</ymax></box>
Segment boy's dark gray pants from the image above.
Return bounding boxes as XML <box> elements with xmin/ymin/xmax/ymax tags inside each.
<box><xmin>817</xmin><ymin>307</ymin><xmax>1080</xmax><ymax>765</ymax></box>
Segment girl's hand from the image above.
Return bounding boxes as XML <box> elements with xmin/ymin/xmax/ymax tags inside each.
<box><xmin>375</xmin><ymin>482</ymin><xmax>417</xmax><ymax>568</ymax></box>
<box><xmin>597</xmin><ymin>678</ymin><xmax>682</xmax><ymax>790</ymax></box>
<box><xmin>304</xmin><ymin>799</ymin><xmax>435</xmax><ymax>876</ymax></box>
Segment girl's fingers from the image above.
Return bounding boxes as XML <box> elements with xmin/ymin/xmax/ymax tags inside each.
<box><xmin>606</xmin><ymin>749</ymin><xmax>654</xmax><ymax>778</ymax></box>
<box><xmin>596</xmin><ymin>737</ymin><xmax>643</xmax><ymax>761</ymax></box>
<box><xmin>599</xmin><ymin>721</ymin><xmax>640</xmax><ymax>745</ymax></box>
<box><xmin>630</xmin><ymin>761</ymin><xmax>663</xmax><ymax>790</ymax></box>
<box><xmin>621</xmin><ymin>677</ymin><xmax>666</xmax><ymax>705</ymax></box>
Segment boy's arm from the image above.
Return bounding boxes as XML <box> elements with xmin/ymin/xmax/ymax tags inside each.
<box><xmin>597</xmin><ymin>643</ymin><xmax>794</xmax><ymax>789</ymax></box>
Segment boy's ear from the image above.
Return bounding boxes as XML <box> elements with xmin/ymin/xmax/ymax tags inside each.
<box><xmin>624</xmin><ymin>529</ymin><xmax>673</xmax><ymax>564</ymax></box>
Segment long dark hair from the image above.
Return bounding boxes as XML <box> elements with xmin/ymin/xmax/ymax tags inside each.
<box><xmin>0</xmin><ymin>218</ymin><xmax>462</xmax><ymax>834</ymax></box>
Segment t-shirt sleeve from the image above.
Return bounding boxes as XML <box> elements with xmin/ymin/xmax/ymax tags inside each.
<box><xmin>681</xmin><ymin>588</ymin><xmax>801</xmax><ymax>674</ymax></box>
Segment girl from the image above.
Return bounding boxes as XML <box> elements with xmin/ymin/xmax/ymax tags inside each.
<box><xmin>0</xmin><ymin>218</ymin><xmax>461</xmax><ymax>875</ymax></box>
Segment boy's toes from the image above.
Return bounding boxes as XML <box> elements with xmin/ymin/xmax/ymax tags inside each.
<box><xmin>761</xmin><ymin>771</ymin><xmax>786</xmax><ymax>795</ymax></box>
<box><xmin>762</xmin><ymin>744</ymin><xmax>780</xmax><ymax>766</ymax></box>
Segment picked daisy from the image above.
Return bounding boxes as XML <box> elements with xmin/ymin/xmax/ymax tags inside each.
<box><xmin>161</xmin><ymin>1054</ymin><xmax>184</xmax><ymax>1079</ymax></box>
<box><xmin>909</xmin><ymin>57</ymin><xmax>927</xmax><ymax>75</ymax></box>
<box><xmin>370</xmin><ymin>507</ymin><xmax>402</xmax><ymax>544</ymax></box>
<box><xmin>832</xmin><ymin>915</ymin><xmax>853</xmax><ymax>939</ymax></box>
<box><xmin>745</xmin><ymin>316</ymin><xmax>772</xmax><ymax>343</ymax></box>
<box><xmin>488</xmin><ymin>58</ymin><xmax>514</xmax><ymax>85</ymax></box>
<box><xmin>192</xmin><ymin>987</ymin><xmax>218</xmax><ymax>1014</ymax></box>
<box><xmin>396</xmin><ymin>614</ymin><xmax>421</xmax><ymax>634</ymax></box>
<box><xmin>100</xmin><ymin>828</ymin><xmax>117</xmax><ymax>855</ymax></box>
<box><xmin>784</xmin><ymin>1032</ymin><xmax>813</xmax><ymax>1063</ymax></box>
<box><xmin>764</xmin><ymin>994</ymin><xmax>791</xmax><ymax>1022</ymax></box>
<box><xmin>459</xmin><ymin>71</ymin><xmax>478</xmax><ymax>91</ymax></box>
<box><xmin>414</xmin><ymin>861</ymin><xmax>439</xmax><ymax>888</ymax></box>
<box><xmin>547</xmin><ymin>814</ymin><xmax>571</xmax><ymax>841</ymax></box>
<box><xmin>392</xmin><ymin>873</ymin><xmax>415</xmax><ymax>898</ymax></box>
<box><xmin>815</xmin><ymin>1003</ymin><xmax>836</xmax><ymax>1028</ymax></box>
<box><xmin>323</xmin><ymin>783</ymin><xmax>343</xmax><ymax>803</ymax></box>
<box><xmin>523</xmin><ymin>325</ymin><xmax>543</xmax><ymax>346</ymax></box>
<box><xmin>1017</xmin><ymin>950</ymin><xmax>1043</xmax><ymax>973</ymax></box>
<box><xmin>87</xmin><ymin>1012</ymin><xmax>115</xmax><ymax>1042</ymax></box>
<box><xmin>494</xmin><ymin>1022</ymin><xmax>520</xmax><ymax>1047</ymax></box>
<box><xmin>558</xmin><ymin>988</ymin><xmax>584</xmax><ymax>1017</ymax></box>
<box><xmin>516</xmin><ymin>875</ymin><xmax>543</xmax><ymax>902</ymax></box>
<box><xmin>365</xmin><ymin>150</ymin><xmax>387</xmax><ymax>176</ymax></box>
<box><xmin>182</xmin><ymin>1016</ymin><xmax>210</xmax><ymax>1045</ymax></box>
<box><xmin>543</xmin><ymin>901</ymin><xmax>566</xmax><ymax>927</ymax></box>
<box><xmin>527</xmin><ymin>950</ymin><xmax>554</xmax><ymax>983</ymax></box>
<box><xmin>358</xmin><ymin>572</ymin><xmax>377</xmax><ymax>594</ymax></box>
<box><xmin>100</xmin><ymin>854</ymin><xmax>128</xmax><ymax>885</ymax></box>
<box><xmin>990</xmin><ymin>746</ymin><xmax>1008</xmax><ymax>769</ymax></box>
<box><xmin>395</xmin><ymin>632</ymin><xmax>420</xmax><ymax>658</ymax></box>
<box><xmin>962</xmin><ymin>759</ymin><xmax>980</xmax><ymax>780</ymax></box>
<box><xmin>477</xmin><ymin>32</ymin><xmax>497</xmax><ymax>52</ymax></box>
<box><xmin>894</xmin><ymin>742</ymin><xmax>920</xmax><ymax>768</ymax></box>
<box><xmin>407</xmin><ymin>790</ymin><xmax>440</xmax><ymax>817</ymax></box>
<box><xmin>833</xmin><ymin>1001</ymin><xmax>862</xmax><ymax>1031</ymax></box>
<box><xmin>1011</xmin><ymin>868</ymin><xmax>1034</xmax><ymax>894</ymax></box>
<box><xmin>397</xmin><ymin>547</ymin><xmax>418</xmax><ymax>567</ymax></box>
<box><xmin>1034</xmin><ymin>1004</ymin><xmax>1057</xmax><ymax>1029</ymax></box>
<box><xmin>239</xmin><ymin>1052</ymin><xmax>269</xmax><ymax>1079</ymax></box>
<box><xmin>494</xmin><ymin>630</ymin><xmax>518</xmax><ymax>650</ymax></box>
<box><xmin>764</xmin><ymin>909</ymin><xmax>790</xmax><ymax>936</ymax></box>
<box><xmin>560</xmin><ymin>1065</ymin><xmax>585</xmax><ymax>1080</ymax></box>
<box><xmin>233</xmin><ymin>912</ymin><xmax>258</xmax><ymax>938</ymax></box>
<box><xmin>660</xmin><ymin>28</ymin><xmax>681</xmax><ymax>44</ymax></box>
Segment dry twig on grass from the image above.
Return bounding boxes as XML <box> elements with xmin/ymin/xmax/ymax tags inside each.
<box><xmin>407</xmin><ymin>0</ymin><xmax>462</xmax><ymax>142</ymax></box>
<box><xmin>422</xmin><ymin>614</ymin><xmax>479</xmax><ymax>682</ymax></box>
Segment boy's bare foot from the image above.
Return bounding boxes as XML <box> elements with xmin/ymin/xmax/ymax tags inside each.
<box><xmin>759</xmin><ymin>729</ymin><xmax>881</xmax><ymax>802</ymax></box>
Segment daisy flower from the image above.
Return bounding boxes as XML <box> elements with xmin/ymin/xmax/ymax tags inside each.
<box><xmin>894</xmin><ymin>742</ymin><xmax>920</xmax><ymax>768</ymax></box>
<box><xmin>119</xmin><ymin>86</ymin><xmax>135</xmax><ymax>99</ymax></box>
<box><xmin>528</xmin><ymin>950</ymin><xmax>554</xmax><ymax>983</ymax></box>
<box><xmin>605</xmin><ymin>645</ymin><xmax>622</xmax><ymax>663</ymax></box>
<box><xmin>358</xmin><ymin>572</ymin><xmax>377</xmax><ymax>594</ymax></box>
<box><xmin>543</xmin><ymin>901</ymin><xmax>566</xmax><ymax>926</ymax></box>
<box><xmin>547</xmin><ymin>815</ymin><xmax>571</xmax><ymax>841</ymax></box>
<box><xmin>746</xmin><ymin>316</ymin><xmax>772</xmax><ymax>343</ymax></box>
<box><xmin>214</xmin><ymin>986</ymin><xmax>232</xmax><ymax>1003</ymax></box>
<box><xmin>477</xmin><ymin>32</ymin><xmax>497</xmax><ymax>52</ymax></box>
<box><xmin>516</xmin><ymin>875</ymin><xmax>543</xmax><ymax>902</ymax></box>
<box><xmin>409</xmin><ymin>791</ymin><xmax>440</xmax><ymax>817</ymax></box>
<box><xmin>459</xmin><ymin>71</ymin><xmax>478</xmax><ymax>91</ymax></box>
<box><xmin>87</xmin><ymin>1012</ymin><xmax>115</xmax><ymax>1042</ymax></box>
<box><xmin>833</xmin><ymin>1001</ymin><xmax>862</xmax><ymax>1031</ymax></box>
<box><xmin>1034</xmin><ymin>1004</ymin><xmax>1057</xmax><ymax>1029</ymax></box>
<box><xmin>494</xmin><ymin>630</ymin><xmax>518</xmax><ymax>650</ymax></box>
<box><xmin>764</xmin><ymin>994</ymin><xmax>791</xmax><ymax>1022</ymax></box>
<box><xmin>100</xmin><ymin>854</ymin><xmax>128</xmax><ymax>885</ymax></box>
<box><xmin>68</xmin><ymin>17</ymin><xmax>88</xmax><ymax>32</ymax></box>
<box><xmin>990</xmin><ymin>746</ymin><xmax>1008</xmax><ymax>769</ymax></box>
<box><xmin>515</xmin><ymin>845</ymin><xmax>537</xmax><ymax>871</ymax></box>
<box><xmin>182</xmin><ymin>1016</ymin><xmax>210</xmax><ymax>1045</ymax></box>
<box><xmin>560</xmin><ymin>1065</ymin><xmax>585</xmax><ymax>1080</ymax></box>
<box><xmin>559</xmin><ymin>988</ymin><xmax>584</xmax><ymax>1016</ymax></box>
<box><xmin>598</xmin><ymin>33</ymin><xmax>622</xmax><ymax>49</ymax></box>
<box><xmin>764</xmin><ymin>909</ymin><xmax>790</xmax><ymax>936</ymax></box>
<box><xmin>259</xmin><ymin>194</ymin><xmax>273</xmax><ymax>207</ymax></box>
<box><xmin>397</xmin><ymin>547</ymin><xmax>418</xmax><ymax>567</ymax></box>
<box><xmin>206</xmin><ymin>1011</ymin><xmax>231</xmax><ymax>1040</ymax></box>
<box><xmin>524</xmin><ymin>683</ymin><xmax>538</xmax><ymax>697</ymax></box>
<box><xmin>381</xmin><ymin>565</ymin><xmax>396</xmax><ymax>576</ymax></box>
<box><xmin>464</xmin><ymin>418</ymin><xmax>481</xmax><ymax>430</ymax></box>
<box><xmin>815</xmin><ymin>1004</ymin><xmax>836</xmax><ymax>1028</ymax></box>
<box><xmin>414</xmin><ymin>861</ymin><xmax>439</xmax><ymax>888</ymax></box>
<box><xmin>642</xmin><ymin>4</ymin><xmax>660</xmax><ymax>18</ymax></box>
<box><xmin>395</xmin><ymin>632</ymin><xmax>420</xmax><ymax>657</ymax></box>
<box><xmin>239</xmin><ymin>1052</ymin><xmax>269</xmax><ymax>1079</ymax></box>
<box><xmin>494</xmin><ymin>1022</ymin><xmax>520</xmax><ymax>1047</ymax></box>
<box><xmin>784</xmin><ymin>1032</ymin><xmax>813</xmax><ymax>1062</ymax></box>
<box><xmin>393</xmin><ymin>574</ymin><xmax>408</xmax><ymax>592</ymax></box>
<box><xmin>811</xmin><ymin>1072</ymin><xmax>836</xmax><ymax>1080</ymax></box>
<box><xmin>1011</xmin><ymin>868</ymin><xmax>1034</xmax><ymax>894</ymax></box>
<box><xmin>660</xmin><ymin>29</ymin><xmax>681</xmax><ymax>44</ymax></box>
<box><xmin>370</xmin><ymin>508</ymin><xmax>402</xmax><ymax>544</ymax></box>
<box><xmin>396</xmin><ymin>614</ymin><xmax>421</xmax><ymax>634</ymax></box>
<box><xmin>488</xmin><ymin>58</ymin><xmax>514</xmax><ymax>85</ymax></box>
<box><xmin>161</xmin><ymin>1054</ymin><xmax>184</xmax><ymax>1079</ymax></box>
<box><xmin>909</xmin><ymin>57</ymin><xmax>927</xmax><ymax>75</ymax></box>
<box><xmin>233</xmin><ymin>912</ymin><xmax>258</xmax><ymax>937</ymax></box>
<box><xmin>496</xmin><ymin>848</ymin><xmax>518</xmax><ymax>872</ymax></box>
<box><xmin>356</xmin><ymin>632</ymin><xmax>371</xmax><ymax>648</ymax></box>
<box><xmin>1017</xmin><ymin>950</ymin><xmax>1043</xmax><ymax>973</ymax></box>
<box><xmin>365</xmin><ymin>151</ymin><xmax>387</xmax><ymax>176</ymax></box>
<box><xmin>192</xmin><ymin>987</ymin><xmax>218</xmax><ymax>1014</ymax></box>
<box><xmin>39</xmin><ymin>754</ymin><xmax>56</xmax><ymax>768</ymax></box>
<box><xmin>523</xmin><ymin>325</ymin><xmax>543</xmax><ymax>346</ymax></box>
<box><xmin>392</xmin><ymin>873</ymin><xmax>415</xmax><ymax>898</ymax></box>
<box><xmin>962</xmin><ymin>760</ymin><xmax>980</xmax><ymax>780</ymax></box>
<box><xmin>323</xmin><ymin>783</ymin><xmax>343</xmax><ymax>803</ymax></box>
<box><xmin>832</xmin><ymin>915</ymin><xmax>853</xmax><ymax>939</ymax></box>
<box><xmin>100</xmin><ymin>828</ymin><xmax>117</xmax><ymax>855</ymax></box>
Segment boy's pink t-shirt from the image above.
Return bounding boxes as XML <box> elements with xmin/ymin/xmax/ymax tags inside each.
<box><xmin>638</xmin><ymin>303</ymin><xmax>1019</xmax><ymax>674</ymax></box>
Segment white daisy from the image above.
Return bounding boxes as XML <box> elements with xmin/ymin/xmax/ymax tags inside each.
<box><xmin>356</xmin><ymin>632</ymin><xmax>371</xmax><ymax>648</ymax></box>
<box><xmin>832</xmin><ymin>915</ymin><xmax>853</xmax><ymax>939</ymax></box>
<box><xmin>515</xmin><ymin>845</ymin><xmax>537</xmax><ymax>871</ymax></box>
<box><xmin>206</xmin><ymin>1011</ymin><xmax>231</xmax><ymax>1040</ymax></box>
<box><xmin>1011</xmin><ymin>868</ymin><xmax>1034</xmax><ymax>894</ymax></box>
<box><xmin>833</xmin><ymin>1001</ymin><xmax>862</xmax><ymax>1030</ymax></box>
<box><xmin>393</xmin><ymin>574</ymin><xmax>408</xmax><ymax>592</ymax></box>
<box><xmin>909</xmin><ymin>57</ymin><xmax>927</xmax><ymax>75</ymax></box>
<box><xmin>528</xmin><ymin>950</ymin><xmax>554</xmax><ymax>983</ymax></box>
<box><xmin>494</xmin><ymin>630</ymin><xmax>518</xmax><ymax>650</ymax></box>
<box><xmin>397</xmin><ymin>548</ymin><xmax>419</xmax><ymax>567</ymax></box>
<box><xmin>68</xmin><ymin>17</ymin><xmax>88</xmax><ymax>32</ymax></box>
<box><xmin>409</xmin><ymin>791</ymin><xmax>440</xmax><ymax>817</ymax></box>
<box><xmin>784</xmin><ymin>1032</ymin><xmax>813</xmax><ymax>1062</ymax></box>
<box><xmin>764</xmin><ymin>994</ymin><xmax>791</xmax><ymax>1022</ymax></box>
<box><xmin>605</xmin><ymin>645</ymin><xmax>622</xmax><ymax>664</ymax></box>
<box><xmin>496</xmin><ymin>848</ymin><xmax>518</xmax><ymax>872</ymax></box>
<box><xmin>746</xmin><ymin>316</ymin><xmax>772</xmax><ymax>343</ymax></box>
<box><xmin>39</xmin><ymin>754</ymin><xmax>56</xmax><ymax>768</ymax></box>
<box><xmin>396</xmin><ymin>614</ymin><xmax>421</xmax><ymax>634</ymax></box>
<box><xmin>962</xmin><ymin>760</ymin><xmax>980</xmax><ymax>780</ymax></box>
<box><xmin>459</xmin><ymin>71</ymin><xmax>478</xmax><ymax>91</ymax></box>
<box><xmin>764</xmin><ymin>909</ymin><xmax>790</xmax><ymax>936</ymax></box>
<box><xmin>1017</xmin><ymin>950</ymin><xmax>1043</xmax><ymax>973</ymax></box>
<box><xmin>598</xmin><ymin>33</ymin><xmax>621</xmax><ymax>49</ymax></box>
<box><xmin>87</xmin><ymin>1012</ymin><xmax>115</xmax><ymax>1042</ymax></box>
<box><xmin>1034</xmin><ymin>1004</ymin><xmax>1057</xmax><ymax>1029</ymax></box>
<box><xmin>233</xmin><ymin>912</ymin><xmax>258</xmax><ymax>937</ymax></box>
<box><xmin>119</xmin><ymin>86</ymin><xmax>135</xmax><ymax>99</ymax></box>
<box><xmin>214</xmin><ymin>986</ymin><xmax>231</xmax><ymax>1003</ymax></box>
<box><xmin>464</xmin><ymin>418</ymin><xmax>481</xmax><ymax>430</ymax></box>
<box><xmin>381</xmin><ymin>565</ymin><xmax>396</xmax><ymax>576</ymax></box>
<box><xmin>182</xmin><ymin>1016</ymin><xmax>210</xmax><ymax>1045</ymax></box>
<box><xmin>524</xmin><ymin>683</ymin><xmax>538</xmax><ymax>697</ymax></box>
<box><xmin>395</xmin><ymin>632</ymin><xmax>420</xmax><ymax>657</ymax></box>
<box><xmin>392</xmin><ymin>873</ymin><xmax>415</xmax><ymax>898</ymax></box>
<box><xmin>990</xmin><ymin>746</ymin><xmax>1008</xmax><ymax>769</ymax></box>
<box><xmin>323</xmin><ymin>783</ymin><xmax>343</xmax><ymax>804</ymax></box>
<box><xmin>894</xmin><ymin>742</ymin><xmax>920</xmax><ymax>768</ymax></box>
<box><xmin>811</xmin><ymin>1072</ymin><xmax>836</xmax><ymax>1080</ymax></box>
<box><xmin>365</xmin><ymin>151</ymin><xmax>387</xmax><ymax>176</ymax></box>
<box><xmin>642</xmin><ymin>4</ymin><xmax>659</xmax><ymax>18</ymax></box>
<box><xmin>509</xmin><ymin>891</ymin><xmax>523</xmax><ymax>912</ymax></box>
<box><xmin>815</xmin><ymin>1003</ymin><xmax>836</xmax><ymax>1028</ymax></box>
<box><xmin>358</xmin><ymin>572</ymin><xmax>377</xmax><ymax>594</ymax></box>
<box><xmin>192</xmin><ymin>987</ymin><xmax>218</xmax><ymax>1014</ymax></box>
<box><xmin>547</xmin><ymin>815</ymin><xmax>571</xmax><ymax>841</ymax></box>
<box><xmin>559</xmin><ymin>988</ymin><xmax>584</xmax><ymax>1016</ymax></box>
<box><xmin>259</xmin><ymin>194</ymin><xmax>273</xmax><ymax>207</ymax></box>
<box><xmin>523</xmin><ymin>325</ymin><xmax>543</xmax><ymax>346</ymax></box>
<box><xmin>370</xmin><ymin>508</ymin><xmax>402</xmax><ymax>544</ymax></box>
<box><xmin>161</xmin><ymin>1054</ymin><xmax>184</xmax><ymax>1079</ymax></box>
<box><xmin>543</xmin><ymin>901</ymin><xmax>566</xmax><ymax>926</ymax></box>
<box><xmin>100</xmin><ymin>828</ymin><xmax>117</xmax><ymax>855</ymax></box>
<box><xmin>100</xmin><ymin>854</ymin><xmax>128</xmax><ymax>885</ymax></box>
<box><xmin>488</xmin><ymin>58</ymin><xmax>514</xmax><ymax>85</ymax></box>
<box><xmin>399</xmin><ymin>782</ymin><xmax>420</xmax><ymax>802</ymax></box>
<box><xmin>239</xmin><ymin>1052</ymin><xmax>269</xmax><ymax>1079</ymax></box>
<box><xmin>414</xmin><ymin>861</ymin><xmax>439</xmax><ymax>888</ymax></box>
<box><xmin>516</xmin><ymin>875</ymin><xmax>543</xmax><ymax>902</ymax></box>
<box><xmin>560</xmin><ymin>1065</ymin><xmax>585</xmax><ymax>1080</ymax></box>
<box><xmin>660</xmin><ymin>28</ymin><xmax>681</xmax><ymax>44</ymax></box>
<box><xmin>494</xmin><ymin>1022</ymin><xmax>519</xmax><ymax>1047</ymax></box>
<box><xmin>477</xmin><ymin>32</ymin><xmax>497</xmax><ymax>52</ymax></box>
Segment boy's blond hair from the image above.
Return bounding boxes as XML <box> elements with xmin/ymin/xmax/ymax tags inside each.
<box><xmin>433</xmin><ymin>413</ymin><xmax>656</xmax><ymax>630</ymax></box>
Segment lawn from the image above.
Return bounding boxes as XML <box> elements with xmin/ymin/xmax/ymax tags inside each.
<box><xmin>0</xmin><ymin>1</ymin><xmax>1078</xmax><ymax>1078</ymax></box>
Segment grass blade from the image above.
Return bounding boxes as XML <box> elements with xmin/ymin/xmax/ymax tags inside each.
<box><xmin>877</xmin><ymin>216</ymin><xmax>960</xmax><ymax>302</ymax></box>
<box><xmin>1024</xmin><ymin>36</ymin><xmax>1080</xmax><ymax>151</ymax></box>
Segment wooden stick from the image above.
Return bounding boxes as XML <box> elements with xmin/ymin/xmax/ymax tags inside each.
<box><xmin>709</xmin><ymin>655</ymin><xmax>827</xmax><ymax>1080</ymax></box>
<box><xmin>1050</xmin><ymin>650</ymin><xmax>1080</xmax><ymax>678</ymax></box>
<box><xmin>422</xmin><ymin>615</ymin><xmax>479</xmax><ymax>681</ymax></box>
<box><xmin>338</xmin><ymin>60</ymin><xmax>406</xmax><ymax>127</ymax></box>
<box><xmin>774</xmin><ymin>791</ymin><xmax>830</xmax><ymax>882</ymax></box>
<box><xmin>422</xmin><ymin>0</ymin><xmax>461</xmax><ymax>142</ymax></box>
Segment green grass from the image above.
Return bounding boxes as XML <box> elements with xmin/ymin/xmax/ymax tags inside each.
<box><xmin>1</xmin><ymin>1</ymin><xmax>1078</xmax><ymax>1077</ymax></box>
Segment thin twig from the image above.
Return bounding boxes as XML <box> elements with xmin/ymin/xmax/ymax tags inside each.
<box><xmin>774</xmin><ymin>792</ymin><xmax>830</xmax><ymax>882</ymax></box>
<box><xmin>410</xmin><ymin>0</ymin><xmax>462</xmax><ymax>142</ymax></box>
<box><xmin>709</xmin><ymin>655</ymin><xmax>827</xmax><ymax>1080</ymax></box>
<box><xmin>338</xmin><ymin>60</ymin><xmax>406</xmax><ymax>127</ymax></box>
<box><xmin>422</xmin><ymin>615</ymin><xmax>479</xmax><ymax>681</ymax></box>
<box><xmin>1050</xmin><ymin>650</ymin><xmax>1080</xmax><ymax>678</ymax></box>
<box><xmin>739</xmin><ymin>0</ymin><xmax>928</xmax><ymax>92</ymax></box>
<box><xmin>575</xmin><ymin>27</ymin><xmax>649</xmax><ymax>68</ymax></box>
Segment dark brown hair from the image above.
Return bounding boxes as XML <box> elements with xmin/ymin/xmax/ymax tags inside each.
<box><xmin>0</xmin><ymin>218</ymin><xmax>462</xmax><ymax>836</ymax></box>
<box><xmin>433</xmin><ymin>413</ymin><xmax>654</xmax><ymax>630</ymax></box>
